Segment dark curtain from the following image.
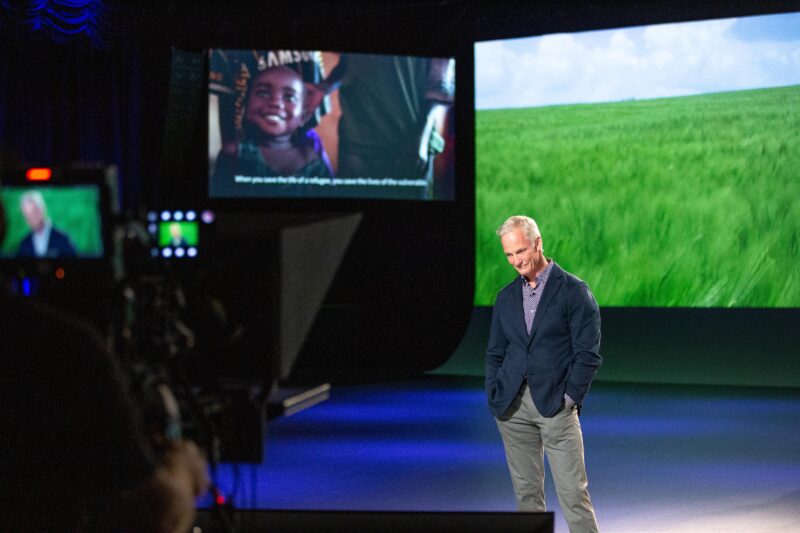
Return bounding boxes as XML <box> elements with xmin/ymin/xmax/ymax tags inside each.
<box><xmin>0</xmin><ymin>1</ymin><xmax>146</xmax><ymax>210</ymax></box>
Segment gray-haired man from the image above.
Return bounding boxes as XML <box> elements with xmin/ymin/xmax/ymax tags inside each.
<box><xmin>486</xmin><ymin>215</ymin><xmax>602</xmax><ymax>532</ymax></box>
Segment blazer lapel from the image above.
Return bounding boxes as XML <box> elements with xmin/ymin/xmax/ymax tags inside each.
<box><xmin>527</xmin><ymin>262</ymin><xmax>563</xmax><ymax>347</ymax></box>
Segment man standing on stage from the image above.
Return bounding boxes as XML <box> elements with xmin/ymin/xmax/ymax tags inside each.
<box><xmin>485</xmin><ymin>215</ymin><xmax>602</xmax><ymax>533</ymax></box>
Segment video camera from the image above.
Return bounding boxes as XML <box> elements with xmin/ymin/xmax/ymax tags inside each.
<box><xmin>0</xmin><ymin>165</ymin><xmax>116</xmax><ymax>302</ymax></box>
<box><xmin>0</xmin><ymin>164</ymin><xmax>270</xmax><ymax>464</ymax></box>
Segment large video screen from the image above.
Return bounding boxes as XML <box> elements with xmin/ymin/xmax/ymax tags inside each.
<box><xmin>0</xmin><ymin>184</ymin><xmax>104</xmax><ymax>259</ymax></box>
<box><xmin>474</xmin><ymin>11</ymin><xmax>800</xmax><ymax>308</ymax></box>
<box><xmin>208</xmin><ymin>49</ymin><xmax>456</xmax><ymax>201</ymax></box>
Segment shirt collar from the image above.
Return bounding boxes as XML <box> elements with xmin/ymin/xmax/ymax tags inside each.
<box><xmin>520</xmin><ymin>259</ymin><xmax>553</xmax><ymax>287</ymax></box>
<box><xmin>32</xmin><ymin>222</ymin><xmax>53</xmax><ymax>257</ymax></box>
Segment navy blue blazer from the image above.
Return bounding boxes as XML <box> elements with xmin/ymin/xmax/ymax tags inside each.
<box><xmin>485</xmin><ymin>261</ymin><xmax>602</xmax><ymax>418</ymax></box>
<box><xmin>18</xmin><ymin>227</ymin><xmax>77</xmax><ymax>258</ymax></box>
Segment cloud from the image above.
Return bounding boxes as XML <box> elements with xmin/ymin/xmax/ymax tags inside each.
<box><xmin>475</xmin><ymin>14</ymin><xmax>800</xmax><ymax>110</ymax></box>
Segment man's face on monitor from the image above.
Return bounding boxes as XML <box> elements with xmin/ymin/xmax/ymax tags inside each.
<box><xmin>21</xmin><ymin>200</ymin><xmax>45</xmax><ymax>232</ymax></box>
<box><xmin>245</xmin><ymin>67</ymin><xmax>305</xmax><ymax>140</ymax></box>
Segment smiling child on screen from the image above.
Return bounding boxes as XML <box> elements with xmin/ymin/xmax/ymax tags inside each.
<box><xmin>213</xmin><ymin>65</ymin><xmax>333</xmax><ymax>181</ymax></box>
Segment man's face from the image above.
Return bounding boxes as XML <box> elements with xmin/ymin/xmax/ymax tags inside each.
<box><xmin>245</xmin><ymin>67</ymin><xmax>305</xmax><ymax>139</ymax></box>
<box><xmin>501</xmin><ymin>228</ymin><xmax>542</xmax><ymax>281</ymax></box>
<box><xmin>21</xmin><ymin>200</ymin><xmax>45</xmax><ymax>232</ymax></box>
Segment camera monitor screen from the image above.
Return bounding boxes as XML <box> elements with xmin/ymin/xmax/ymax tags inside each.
<box><xmin>146</xmin><ymin>210</ymin><xmax>212</xmax><ymax>259</ymax></box>
<box><xmin>474</xmin><ymin>11</ymin><xmax>800</xmax><ymax>308</ymax></box>
<box><xmin>208</xmin><ymin>49</ymin><xmax>456</xmax><ymax>201</ymax></box>
<box><xmin>0</xmin><ymin>184</ymin><xmax>104</xmax><ymax>260</ymax></box>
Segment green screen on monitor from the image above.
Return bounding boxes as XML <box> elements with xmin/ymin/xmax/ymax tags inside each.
<box><xmin>158</xmin><ymin>220</ymin><xmax>199</xmax><ymax>248</ymax></box>
<box><xmin>474</xmin><ymin>12</ymin><xmax>800</xmax><ymax>308</ymax></box>
<box><xmin>0</xmin><ymin>185</ymin><xmax>104</xmax><ymax>259</ymax></box>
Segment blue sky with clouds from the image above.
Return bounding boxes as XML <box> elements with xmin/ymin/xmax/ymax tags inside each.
<box><xmin>475</xmin><ymin>11</ymin><xmax>800</xmax><ymax>110</ymax></box>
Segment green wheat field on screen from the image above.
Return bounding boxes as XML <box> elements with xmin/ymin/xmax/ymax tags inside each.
<box><xmin>475</xmin><ymin>85</ymin><xmax>800</xmax><ymax>308</ymax></box>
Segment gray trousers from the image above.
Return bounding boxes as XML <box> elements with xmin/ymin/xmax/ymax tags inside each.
<box><xmin>495</xmin><ymin>383</ymin><xmax>598</xmax><ymax>533</ymax></box>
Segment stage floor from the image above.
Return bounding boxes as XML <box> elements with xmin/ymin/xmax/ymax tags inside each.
<box><xmin>203</xmin><ymin>375</ymin><xmax>800</xmax><ymax>533</ymax></box>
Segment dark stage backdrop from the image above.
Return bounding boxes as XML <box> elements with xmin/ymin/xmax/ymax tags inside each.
<box><xmin>0</xmin><ymin>1</ymin><xmax>478</xmax><ymax>384</ymax></box>
<box><xmin>0</xmin><ymin>3</ymin><xmax>149</xmax><ymax>210</ymax></box>
<box><xmin>2</xmin><ymin>1</ymin><xmax>799</xmax><ymax>387</ymax></box>
<box><xmin>142</xmin><ymin>1</ymin><xmax>478</xmax><ymax>384</ymax></box>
